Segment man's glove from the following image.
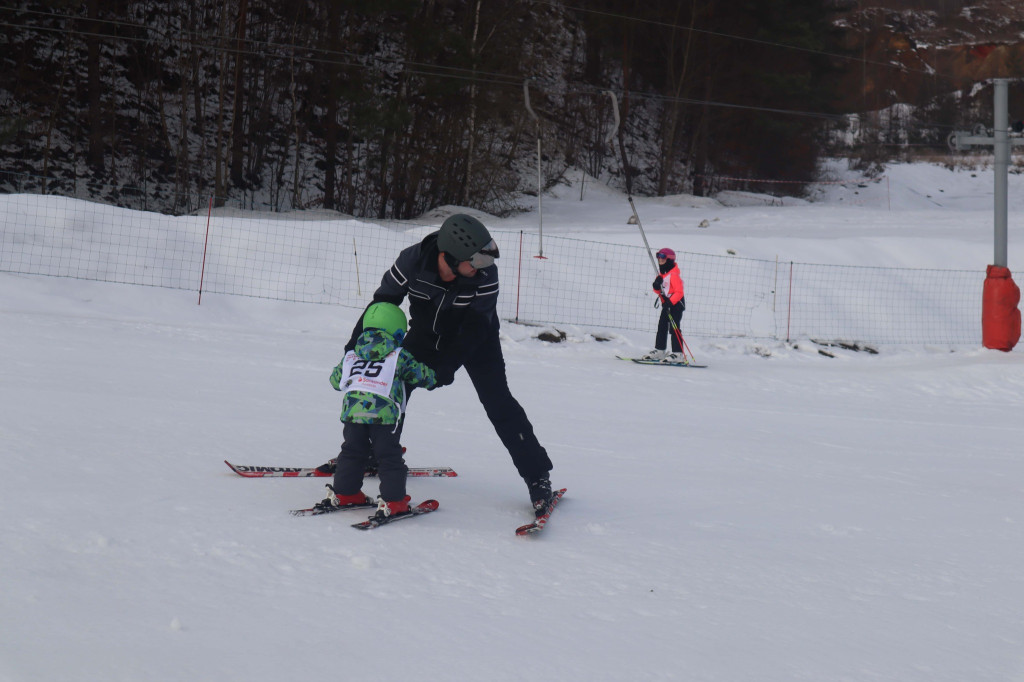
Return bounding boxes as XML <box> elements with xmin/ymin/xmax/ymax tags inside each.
<box><xmin>433</xmin><ymin>364</ymin><xmax>456</xmax><ymax>388</ymax></box>
<box><xmin>652</xmin><ymin>275</ymin><xmax>663</xmax><ymax>290</ymax></box>
<box><xmin>329</xmin><ymin>363</ymin><xmax>344</xmax><ymax>390</ymax></box>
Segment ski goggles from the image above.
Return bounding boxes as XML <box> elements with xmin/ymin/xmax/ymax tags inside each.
<box><xmin>656</xmin><ymin>252</ymin><xmax>671</xmax><ymax>260</ymax></box>
<box><xmin>466</xmin><ymin>240</ymin><xmax>500</xmax><ymax>269</ymax></box>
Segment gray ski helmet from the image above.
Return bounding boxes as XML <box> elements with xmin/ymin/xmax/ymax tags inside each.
<box><xmin>437</xmin><ymin>214</ymin><xmax>499</xmax><ymax>266</ymax></box>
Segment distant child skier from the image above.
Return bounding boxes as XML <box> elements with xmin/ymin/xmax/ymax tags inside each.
<box><xmin>639</xmin><ymin>247</ymin><xmax>686</xmax><ymax>363</ymax></box>
<box><xmin>312</xmin><ymin>302</ymin><xmax>437</xmax><ymax>519</ymax></box>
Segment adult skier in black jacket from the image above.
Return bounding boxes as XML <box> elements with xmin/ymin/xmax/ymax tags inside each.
<box><xmin>335</xmin><ymin>214</ymin><xmax>555</xmax><ymax>509</ymax></box>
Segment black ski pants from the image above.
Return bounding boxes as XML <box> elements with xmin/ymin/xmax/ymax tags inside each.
<box><xmin>408</xmin><ymin>330</ymin><xmax>552</xmax><ymax>483</ymax></box>
<box><xmin>656</xmin><ymin>299</ymin><xmax>685</xmax><ymax>352</ymax></box>
<box><xmin>335</xmin><ymin>421</ymin><xmax>407</xmax><ymax>502</ymax></box>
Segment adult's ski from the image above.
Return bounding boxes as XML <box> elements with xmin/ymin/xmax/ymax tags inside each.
<box><xmin>616</xmin><ymin>355</ymin><xmax>707</xmax><ymax>368</ymax></box>
<box><xmin>351</xmin><ymin>500</ymin><xmax>439</xmax><ymax>530</ymax></box>
<box><xmin>290</xmin><ymin>498</ymin><xmax>377</xmax><ymax>517</ymax></box>
<box><xmin>224</xmin><ymin>461</ymin><xmax>457</xmax><ymax>478</ymax></box>
<box><xmin>516</xmin><ymin>488</ymin><xmax>567</xmax><ymax>536</ymax></box>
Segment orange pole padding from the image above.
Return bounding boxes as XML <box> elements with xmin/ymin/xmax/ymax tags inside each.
<box><xmin>981</xmin><ymin>265</ymin><xmax>1021</xmax><ymax>352</ymax></box>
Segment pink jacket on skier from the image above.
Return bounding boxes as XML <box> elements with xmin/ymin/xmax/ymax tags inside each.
<box><xmin>655</xmin><ymin>262</ymin><xmax>684</xmax><ymax>305</ymax></box>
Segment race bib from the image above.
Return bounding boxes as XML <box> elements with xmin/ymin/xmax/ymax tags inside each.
<box><xmin>337</xmin><ymin>348</ymin><xmax>405</xmax><ymax>411</ymax></box>
<box><xmin>338</xmin><ymin>350</ymin><xmax>400</xmax><ymax>401</ymax></box>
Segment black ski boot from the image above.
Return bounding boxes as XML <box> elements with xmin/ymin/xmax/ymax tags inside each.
<box><xmin>526</xmin><ymin>475</ymin><xmax>553</xmax><ymax>512</ymax></box>
<box><xmin>315</xmin><ymin>457</ymin><xmax>380</xmax><ymax>476</ymax></box>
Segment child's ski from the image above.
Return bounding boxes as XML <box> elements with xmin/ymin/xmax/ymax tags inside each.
<box><xmin>516</xmin><ymin>488</ymin><xmax>567</xmax><ymax>536</ymax></box>
<box><xmin>616</xmin><ymin>355</ymin><xmax>707</xmax><ymax>368</ymax></box>
<box><xmin>351</xmin><ymin>500</ymin><xmax>439</xmax><ymax>530</ymax></box>
<box><xmin>224</xmin><ymin>460</ymin><xmax>457</xmax><ymax>478</ymax></box>
<box><xmin>290</xmin><ymin>499</ymin><xmax>377</xmax><ymax>517</ymax></box>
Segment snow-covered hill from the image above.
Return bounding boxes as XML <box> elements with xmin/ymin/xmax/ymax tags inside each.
<box><xmin>2</xmin><ymin>161</ymin><xmax>1023</xmax><ymax>682</ymax></box>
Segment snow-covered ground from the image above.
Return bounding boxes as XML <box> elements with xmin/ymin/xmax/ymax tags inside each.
<box><xmin>2</xmin><ymin>160</ymin><xmax>1024</xmax><ymax>682</ymax></box>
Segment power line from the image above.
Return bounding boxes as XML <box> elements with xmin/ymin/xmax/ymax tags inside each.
<box><xmin>540</xmin><ymin>0</ymin><xmax>949</xmax><ymax>81</ymax></box>
<box><xmin>0</xmin><ymin>4</ymin><xmax>957</xmax><ymax>127</ymax></box>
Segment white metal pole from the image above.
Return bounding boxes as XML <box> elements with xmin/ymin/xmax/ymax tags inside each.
<box><xmin>994</xmin><ymin>78</ymin><xmax>1009</xmax><ymax>267</ymax></box>
<box><xmin>523</xmin><ymin>80</ymin><xmax>543</xmax><ymax>258</ymax></box>
<box><xmin>605</xmin><ymin>90</ymin><xmax>620</xmax><ymax>145</ymax></box>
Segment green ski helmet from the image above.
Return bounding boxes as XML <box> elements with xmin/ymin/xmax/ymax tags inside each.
<box><xmin>437</xmin><ymin>214</ymin><xmax>500</xmax><ymax>268</ymax></box>
<box><xmin>362</xmin><ymin>302</ymin><xmax>407</xmax><ymax>343</ymax></box>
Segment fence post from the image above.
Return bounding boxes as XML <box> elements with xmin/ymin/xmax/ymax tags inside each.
<box><xmin>353</xmin><ymin>238</ymin><xmax>362</xmax><ymax>298</ymax></box>
<box><xmin>198</xmin><ymin>196</ymin><xmax>213</xmax><ymax>305</ymax></box>
<box><xmin>773</xmin><ymin>255</ymin><xmax>779</xmax><ymax>314</ymax></box>
<box><xmin>515</xmin><ymin>230</ymin><xmax>524</xmax><ymax>323</ymax></box>
<box><xmin>786</xmin><ymin>261</ymin><xmax>794</xmax><ymax>342</ymax></box>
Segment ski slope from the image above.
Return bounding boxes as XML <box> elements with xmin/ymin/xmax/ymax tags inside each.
<box><xmin>2</xmin><ymin>161</ymin><xmax>1024</xmax><ymax>681</ymax></box>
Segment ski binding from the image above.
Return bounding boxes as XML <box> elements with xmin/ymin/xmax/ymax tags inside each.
<box><xmin>352</xmin><ymin>500</ymin><xmax>440</xmax><ymax>530</ymax></box>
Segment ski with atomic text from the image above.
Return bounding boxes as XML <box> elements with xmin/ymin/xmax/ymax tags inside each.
<box><xmin>224</xmin><ymin>460</ymin><xmax>457</xmax><ymax>478</ymax></box>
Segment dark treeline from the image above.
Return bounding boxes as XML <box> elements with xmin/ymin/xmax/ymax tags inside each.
<box><xmin>0</xmin><ymin>1</ymin><xmax>845</xmax><ymax>217</ymax></box>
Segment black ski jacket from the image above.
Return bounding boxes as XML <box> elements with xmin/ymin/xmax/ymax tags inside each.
<box><xmin>345</xmin><ymin>232</ymin><xmax>499</xmax><ymax>369</ymax></box>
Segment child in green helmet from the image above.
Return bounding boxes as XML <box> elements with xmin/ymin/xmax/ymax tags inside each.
<box><xmin>313</xmin><ymin>302</ymin><xmax>437</xmax><ymax>519</ymax></box>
